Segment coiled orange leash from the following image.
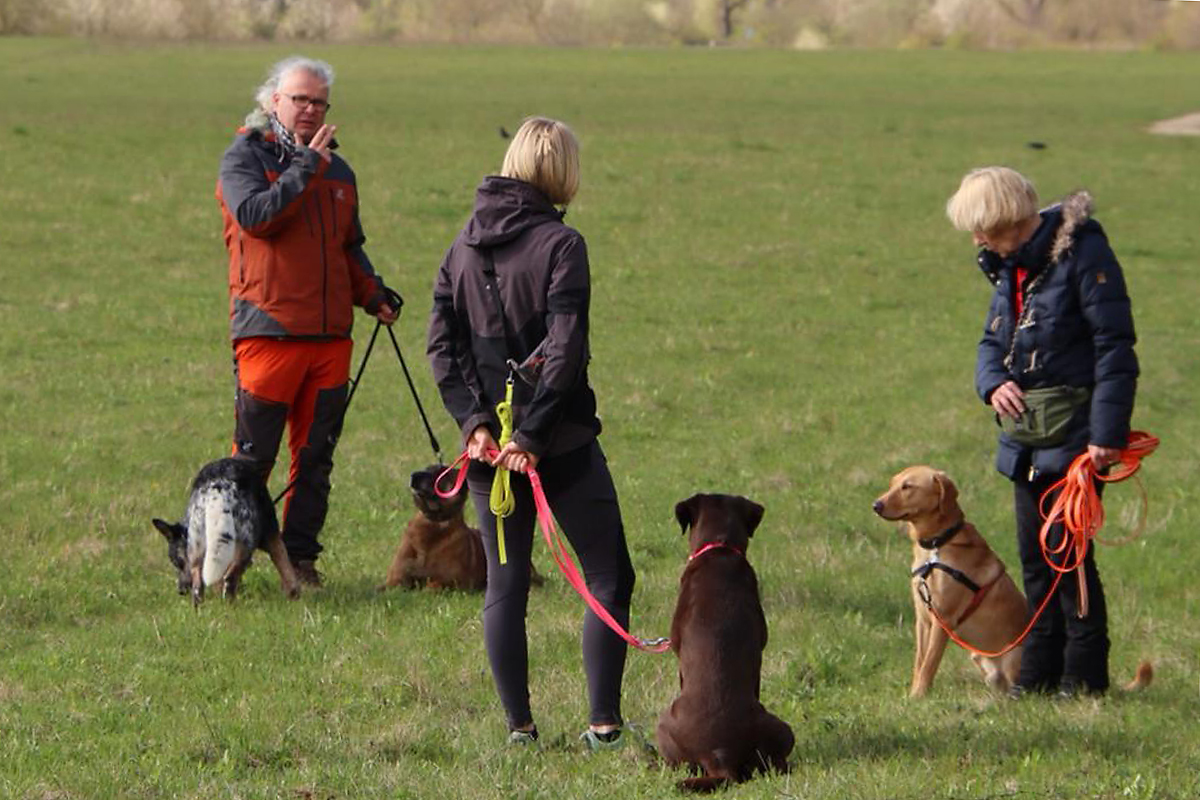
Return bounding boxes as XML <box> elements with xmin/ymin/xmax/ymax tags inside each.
<box><xmin>1037</xmin><ymin>430</ymin><xmax>1159</xmax><ymax>618</ymax></box>
<box><xmin>923</xmin><ymin>431</ymin><xmax>1159</xmax><ymax>657</ymax></box>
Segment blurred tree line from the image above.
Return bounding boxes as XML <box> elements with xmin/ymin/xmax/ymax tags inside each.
<box><xmin>3</xmin><ymin>0</ymin><xmax>1199</xmax><ymax>48</ymax></box>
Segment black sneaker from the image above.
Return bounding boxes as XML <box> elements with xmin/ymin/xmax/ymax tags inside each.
<box><xmin>293</xmin><ymin>559</ymin><xmax>324</xmax><ymax>588</ymax></box>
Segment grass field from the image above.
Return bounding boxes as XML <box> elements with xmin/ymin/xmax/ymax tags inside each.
<box><xmin>2</xmin><ymin>38</ymin><xmax>1200</xmax><ymax>799</ymax></box>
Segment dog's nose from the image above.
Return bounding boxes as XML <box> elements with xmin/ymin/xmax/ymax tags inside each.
<box><xmin>872</xmin><ymin>499</ymin><xmax>885</xmax><ymax>516</ymax></box>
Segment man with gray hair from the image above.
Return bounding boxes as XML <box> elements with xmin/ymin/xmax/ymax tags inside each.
<box><xmin>216</xmin><ymin>56</ymin><xmax>399</xmax><ymax>588</ymax></box>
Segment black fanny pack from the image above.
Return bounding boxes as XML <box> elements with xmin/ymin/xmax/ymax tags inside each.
<box><xmin>996</xmin><ymin>385</ymin><xmax>1091</xmax><ymax>447</ymax></box>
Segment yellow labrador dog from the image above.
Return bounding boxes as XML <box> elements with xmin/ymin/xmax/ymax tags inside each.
<box><xmin>873</xmin><ymin>466</ymin><xmax>1028</xmax><ymax>697</ymax></box>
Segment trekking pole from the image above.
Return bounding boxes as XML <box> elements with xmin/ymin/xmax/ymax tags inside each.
<box><xmin>374</xmin><ymin>286</ymin><xmax>442</xmax><ymax>463</ymax></box>
<box><xmin>385</xmin><ymin>324</ymin><xmax>442</xmax><ymax>463</ymax></box>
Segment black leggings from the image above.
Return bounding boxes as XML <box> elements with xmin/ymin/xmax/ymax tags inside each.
<box><xmin>1014</xmin><ymin>471</ymin><xmax>1110</xmax><ymax>693</ymax></box>
<box><xmin>468</xmin><ymin>441</ymin><xmax>636</xmax><ymax>729</ymax></box>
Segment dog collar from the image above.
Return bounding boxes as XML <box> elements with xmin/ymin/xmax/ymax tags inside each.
<box><xmin>918</xmin><ymin>519</ymin><xmax>965</xmax><ymax>551</ymax></box>
<box><xmin>689</xmin><ymin>541</ymin><xmax>744</xmax><ymax>561</ymax></box>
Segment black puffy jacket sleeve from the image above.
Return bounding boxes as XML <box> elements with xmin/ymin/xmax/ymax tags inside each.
<box><xmin>1075</xmin><ymin>233</ymin><xmax>1138</xmax><ymax>448</ymax></box>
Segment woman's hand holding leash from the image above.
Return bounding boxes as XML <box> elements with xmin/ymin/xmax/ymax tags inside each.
<box><xmin>492</xmin><ymin>441</ymin><xmax>538</xmax><ymax>474</ymax></box>
<box><xmin>466</xmin><ymin>427</ymin><xmax>538</xmax><ymax>473</ymax></box>
<box><xmin>467</xmin><ymin>426</ymin><xmax>499</xmax><ymax>463</ymax></box>
<box><xmin>1087</xmin><ymin>444</ymin><xmax>1121</xmax><ymax>471</ymax></box>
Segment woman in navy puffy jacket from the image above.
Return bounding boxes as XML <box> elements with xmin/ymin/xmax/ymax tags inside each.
<box><xmin>947</xmin><ymin>167</ymin><xmax>1138</xmax><ymax>697</ymax></box>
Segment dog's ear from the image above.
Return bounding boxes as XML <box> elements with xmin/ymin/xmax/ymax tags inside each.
<box><xmin>152</xmin><ymin>518</ymin><xmax>182</xmax><ymax>540</ymax></box>
<box><xmin>675</xmin><ymin>495</ymin><xmax>703</xmax><ymax>535</ymax></box>
<box><xmin>934</xmin><ymin>471</ymin><xmax>959</xmax><ymax>514</ymax></box>
<box><xmin>734</xmin><ymin>497</ymin><xmax>765</xmax><ymax>537</ymax></box>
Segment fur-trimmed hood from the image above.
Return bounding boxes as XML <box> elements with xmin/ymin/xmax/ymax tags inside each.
<box><xmin>1049</xmin><ymin>190</ymin><xmax>1094</xmax><ymax>263</ymax></box>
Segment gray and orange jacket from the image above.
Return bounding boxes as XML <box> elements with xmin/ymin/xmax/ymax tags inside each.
<box><xmin>216</xmin><ymin>121</ymin><xmax>389</xmax><ymax>341</ymax></box>
<box><xmin>427</xmin><ymin>177</ymin><xmax>601</xmax><ymax>459</ymax></box>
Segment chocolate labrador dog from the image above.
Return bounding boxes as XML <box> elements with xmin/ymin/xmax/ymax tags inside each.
<box><xmin>656</xmin><ymin>494</ymin><xmax>794</xmax><ymax>792</ymax></box>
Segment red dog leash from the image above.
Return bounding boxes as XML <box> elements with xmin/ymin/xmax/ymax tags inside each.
<box><xmin>436</xmin><ymin>452</ymin><xmax>672</xmax><ymax>653</ymax></box>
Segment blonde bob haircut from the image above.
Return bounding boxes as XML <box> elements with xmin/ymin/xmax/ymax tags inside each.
<box><xmin>500</xmin><ymin>117</ymin><xmax>580</xmax><ymax>206</ymax></box>
<box><xmin>946</xmin><ymin>167</ymin><xmax>1040</xmax><ymax>233</ymax></box>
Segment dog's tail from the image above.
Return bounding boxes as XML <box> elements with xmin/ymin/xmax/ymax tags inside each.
<box><xmin>1123</xmin><ymin>660</ymin><xmax>1154</xmax><ymax>692</ymax></box>
<box><xmin>200</xmin><ymin>500</ymin><xmax>237</xmax><ymax>588</ymax></box>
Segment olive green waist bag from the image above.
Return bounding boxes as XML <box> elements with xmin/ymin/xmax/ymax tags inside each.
<box><xmin>996</xmin><ymin>385</ymin><xmax>1091</xmax><ymax>447</ymax></box>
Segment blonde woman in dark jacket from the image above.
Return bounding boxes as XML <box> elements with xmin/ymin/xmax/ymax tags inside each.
<box><xmin>428</xmin><ymin>118</ymin><xmax>634</xmax><ymax>749</ymax></box>
<box><xmin>947</xmin><ymin>167</ymin><xmax>1139</xmax><ymax>697</ymax></box>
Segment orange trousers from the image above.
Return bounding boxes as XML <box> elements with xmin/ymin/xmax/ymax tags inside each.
<box><xmin>232</xmin><ymin>337</ymin><xmax>352</xmax><ymax>561</ymax></box>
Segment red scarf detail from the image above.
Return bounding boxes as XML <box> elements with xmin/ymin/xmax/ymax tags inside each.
<box><xmin>1014</xmin><ymin>266</ymin><xmax>1028</xmax><ymax>317</ymax></box>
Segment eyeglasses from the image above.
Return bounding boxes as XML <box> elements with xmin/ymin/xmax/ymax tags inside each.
<box><xmin>284</xmin><ymin>94</ymin><xmax>331</xmax><ymax>113</ymax></box>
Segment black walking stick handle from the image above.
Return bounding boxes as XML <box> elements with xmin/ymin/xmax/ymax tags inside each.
<box><xmin>383</xmin><ymin>286</ymin><xmax>405</xmax><ymax>314</ymax></box>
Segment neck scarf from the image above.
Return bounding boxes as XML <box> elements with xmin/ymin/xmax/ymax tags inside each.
<box><xmin>268</xmin><ymin>112</ymin><xmax>299</xmax><ymax>162</ymax></box>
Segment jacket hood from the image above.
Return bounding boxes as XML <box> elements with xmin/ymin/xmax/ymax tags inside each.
<box><xmin>463</xmin><ymin>176</ymin><xmax>565</xmax><ymax>248</ymax></box>
<box><xmin>977</xmin><ymin>190</ymin><xmax>1096</xmax><ymax>285</ymax></box>
<box><xmin>244</xmin><ymin>108</ymin><xmax>271</xmax><ymax>133</ymax></box>
<box><xmin>1048</xmin><ymin>190</ymin><xmax>1094</xmax><ymax>262</ymax></box>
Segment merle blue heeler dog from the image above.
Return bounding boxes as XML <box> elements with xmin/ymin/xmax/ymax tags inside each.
<box><xmin>152</xmin><ymin>458</ymin><xmax>300</xmax><ymax>605</ymax></box>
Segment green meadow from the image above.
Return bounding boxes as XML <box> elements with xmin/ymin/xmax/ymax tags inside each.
<box><xmin>2</xmin><ymin>38</ymin><xmax>1200</xmax><ymax>799</ymax></box>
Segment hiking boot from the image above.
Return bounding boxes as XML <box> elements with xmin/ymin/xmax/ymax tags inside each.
<box><xmin>293</xmin><ymin>559</ymin><xmax>324</xmax><ymax>588</ymax></box>
<box><xmin>580</xmin><ymin>727</ymin><xmax>625</xmax><ymax>752</ymax></box>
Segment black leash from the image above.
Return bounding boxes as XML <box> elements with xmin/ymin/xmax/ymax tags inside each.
<box><xmin>384</xmin><ymin>324</ymin><xmax>442</xmax><ymax>463</ymax></box>
<box><xmin>270</xmin><ymin>288</ymin><xmax>442</xmax><ymax>507</ymax></box>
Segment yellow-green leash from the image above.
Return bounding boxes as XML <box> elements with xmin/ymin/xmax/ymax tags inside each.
<box><xmin>489</xmin><ymin>377</ymin><xmax>516</xmax><ymax>565</ymax></box>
